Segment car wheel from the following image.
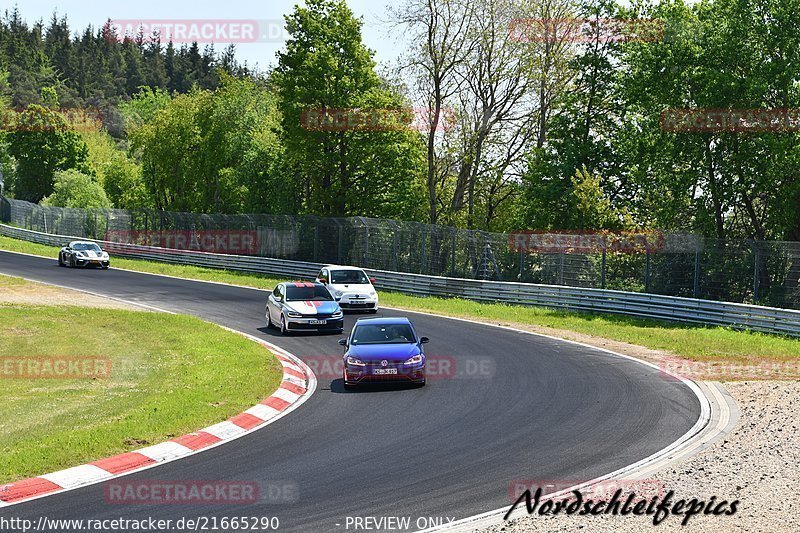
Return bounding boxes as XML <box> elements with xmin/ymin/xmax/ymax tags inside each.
<box><xmin>102</xmin><ymin>264</ymin><xmax>109</xmax><ymax>270</ymax></box>
<box><xmin>280</xmin><ymin>315</ymin><xmax>289</xmax><ymax>336</ymax></box>
<box><xmin>58</xmin><ymin>253</ymin><xmax>65</xmax><ymax>267</ymax></box>
<box><xmin>266</xmin><ymin>309</ymin><xmax>275</xmax><ymax>329</ymax></box>
<box><xmin>69</xmin><ymin>255</ymin><xmax>76</xmax><ymax>268</ymax></box>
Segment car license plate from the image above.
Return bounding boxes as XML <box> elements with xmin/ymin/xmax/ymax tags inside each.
<box><xmin>310</xmin><ymin>320</ymin><xmax>327</xmax><ymax>325</ymax></box>
<box><xmin>373</xmin><ymin>368</ymin><xmax>397</xmax><ymax>375</ymax></box>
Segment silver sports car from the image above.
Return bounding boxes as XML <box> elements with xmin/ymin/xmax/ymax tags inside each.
<box><xmin>58</xmin><ymin>241</ymin><xmax>110</xmax><ymax>269</ymax></box>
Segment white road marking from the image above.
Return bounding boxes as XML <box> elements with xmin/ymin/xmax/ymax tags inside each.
<box><xmin>245</xmin><ymin>404</ymin><xmax>282</xmax><ymax>421</ymax></box>
<box><xmin>202</xmin><ymin>421</ymin><xmax>247</xmax><ymax>440</ymax></box>
<box><xmin>40</xmin><ymin>465</ymin><xmax>112</xmax><ymax>489</ymax></box>
<box><xmin>136</xmin><ymin>442</ymin><xmax>193</xmax><ymax>463</ymax></box>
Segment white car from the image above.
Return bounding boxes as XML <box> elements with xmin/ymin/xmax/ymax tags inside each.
<box><xmin>316</xmin><ymin>265</ymin><xmax>379</xmax><ymax>313</ymax></box>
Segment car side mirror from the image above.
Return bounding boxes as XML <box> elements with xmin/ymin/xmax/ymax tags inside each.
<box><xmin>369</xmin><ymin>277</ymin><xmax>376</xmax><ymax>284</ymax></box>
<box><xmin>338</xmin><ymin>339</ymin><xmax>348</xmax><ymax>346</ymax></box>
<box><xmin>420</xmin><ymin>337</ymin><xmax>430</xmax><ymax>344</ymax></box>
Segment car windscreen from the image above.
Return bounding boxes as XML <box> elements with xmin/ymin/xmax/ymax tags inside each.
<box><xmin>351</xmin><ymin>324</ymin><xmax>416</xmax><ymax>345</ymax></box>
<box><xmin>330</xmin><ymin>270</ymin><xmax>370</xmax><ymax>284</ymax></box>
<box><xmin>73</xmin><ymin>243</ymin><xmax>102</xmax><ymax>252</ymax></box>
<box><xmin>285</xmin><ymin>285</ymin><xmax>334</xmax><ymax>301</ymax></box>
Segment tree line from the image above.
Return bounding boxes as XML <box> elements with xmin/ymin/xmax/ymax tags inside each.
<box><xmin>1</xmin><ymin>0</ymin><xmax>799</xmax><ymax>244</ymax></box>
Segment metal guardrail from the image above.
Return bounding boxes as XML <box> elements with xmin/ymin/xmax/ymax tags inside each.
<box><xmin>7</xmin><ymin>195</ymin><xmax>800</xmax><ymax>311</ymax></box>
<box><xmin>2</xmin><ymin>223</ymin><xmax>799</xmax><ymax>338</ymax></box>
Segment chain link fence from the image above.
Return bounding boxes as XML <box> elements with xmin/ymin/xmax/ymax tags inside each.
<box><xmin>2</xmin><ymin>196</ymin><xmax>799</xmax><ymax>309</ymax></box>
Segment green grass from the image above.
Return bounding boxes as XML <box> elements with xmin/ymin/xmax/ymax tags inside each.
<box><xmin>0</xmin><ymin>293</ymin><xmax>283</xmax><ymax>483</ymax></box>
<box><xmin>0</xmin><ymin>273</ymin><xmax>26</xmax><ymax>287</ymax></box>
<box><xmin>1</xmin><ymin>234</ymin><xmax>798</xmax><ymax>364</ymax></box>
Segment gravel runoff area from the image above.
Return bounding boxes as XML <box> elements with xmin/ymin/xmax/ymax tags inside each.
<box><xmin>469</xmin><ymin>320</ymin><xmax>800</xmax><ymax>533</ymax></box>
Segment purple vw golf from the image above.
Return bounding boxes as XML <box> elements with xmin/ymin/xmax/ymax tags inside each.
<box><xmin>339</xmin><ymin>317</ymin><xmax>429</xmax><ymax>388</ymax></box>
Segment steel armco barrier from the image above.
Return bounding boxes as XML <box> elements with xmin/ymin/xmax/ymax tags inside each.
<box><xmin>2</xmin><ymin>223</ymin><xmax>799</xmax><ymax>338</ymax></box>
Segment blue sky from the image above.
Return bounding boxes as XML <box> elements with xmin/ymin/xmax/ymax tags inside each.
<box><xmin>12</xmin><ymin>0</ymin><xmax>409</xmax><ymax>71</ymax></box>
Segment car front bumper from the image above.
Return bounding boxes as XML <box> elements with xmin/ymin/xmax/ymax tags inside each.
<box><xmin>336</xmin><ymin>295</ymin><xmax>378</xmax><ymax>310</ymax></box>
<box><xmin>285</xmin><ymin>317</ymin><xmax>344</xmax><ymax>332</ymax></box>
<box><xmin>74</xmin><ymin>258</ymin><xmax>110</xmax><ymax>267</ymax></box>
<box><xmin>344</xmin><ymin>363</ymin><xmax>425</xmax><ymax>384</ymax></box>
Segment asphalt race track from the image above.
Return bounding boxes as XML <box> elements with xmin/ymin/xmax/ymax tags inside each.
<box><xmin>0</xmin><ymin>251</ymin><xmax>702</xmax><ymax>532</ymax></box>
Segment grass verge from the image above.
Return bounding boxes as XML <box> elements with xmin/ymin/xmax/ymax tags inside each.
<box><xmin>0</xmin><ymin>278</ymin><xmax>283</xmax><ymax>483</ymax></box>
<box><xmin>1</xmin><ymin>234</ymin><xmax>798</xmax><ymax>365</ymax></box>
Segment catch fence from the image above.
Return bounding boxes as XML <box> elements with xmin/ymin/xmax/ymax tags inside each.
<box><xmin>2</xmin><ymin>196</ymin><xmax>798</xmax><ymax>310</ymax></box>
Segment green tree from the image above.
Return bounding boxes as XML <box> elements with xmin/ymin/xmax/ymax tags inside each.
<box><xmin>121</xmin><ymin>37</ymin><xmax>147</xmax><ymax>96</ymax></box>
<box><xmin>126</xmin><ymin>75</ymin><xmax>290</xmax><ymax>213</ymax></box>
<box><xmin>6</xmin><ymin>104</ymin><xmax>89</xmax><ymax>202</ymax></box>
<box><xmin>193</xmin><ymin>74</ymin><xmax>287</xmax><ymax>213</ymax></box>
<box><xmin>127</xmin><ymin>90</ymin><xmax>201</xmax><ymax>210</ymax></box>
<box><xmin>0</xmin><ymin>68</ymin><xmax>12</xmax><ymax>195</ymax></box>
<box><xmin>343</xmin><ymin>87</ymin><xmax>428</xmax><ymax>220</ymax></box>
<box><xmin>120</xmin><ymin>86</ymin><xmax>171</xmax><ymax>129</ymax></box>
<box><xmin>80</xmin><ymin>128</ymin><xmax>120</xmax><ymax>185</ymax></box>
<box><xmin>102</xmin><ymin>152</ymin><xmax>149</xmax><ymax>209</ymax></box>
<box><xmin>41</xmin><ymin>168</ymin><xmax>111</xmax><ymax>208</ymax></box>
<box><xmin>514</xmin><ymin>0</ymin><xmax>632</xmax><ymax>231</ymax></box>
<box><xmin>275</xmin><ymin>0</ymin><xmax>426</xmax><ymax>218</ymax></box>
<box><xmin>570</xmin><ymin>165</ymin><xmax>624</xmax><ymax>230</ymax></box>
<box><xmin>76</xmin><ymin>125</ymin><xmax>146</xmax><ymax>209</ymax></box>
<box><xmin>0</xmin><ymin>9</ymin><xmax>60</xmax><ymax>107</ymax></box>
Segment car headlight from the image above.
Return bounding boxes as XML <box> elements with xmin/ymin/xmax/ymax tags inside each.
<box><xmin>286</xmin><ymin>311</ymin><xmax>302</xmax><ymax>318</ymax></box>
<box><xmin>332</xmin><ymin>310</ymin><xmax>343</xmax><ymax>319</ymax></box>
<box><xmin>102</xmin><ymin>252</ymin><xmax>109</xmax><ymax>258</ymax></box>
<box><xmin>74</xmin><ymin>252</ymin><xmax>85</xmax><ymax>257</ymax></box>
<box><xmin>334</xmin><ymin>290</ymin><xmax>344</xmax><ymax>298</ymax></box>
<box><xmin>346</xmin><ymin>356</ymin><xmax>366</xmax><ymax>367</ymax></box>
<box><xmin>369</xmin><ymin>290</ymin><xmax>376</xmax><ymax>296</ymax></box>
<box><xmin>404</xmin><ymin>354</ymin><xmax>423</xmax><ymax>365</ymax></box>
